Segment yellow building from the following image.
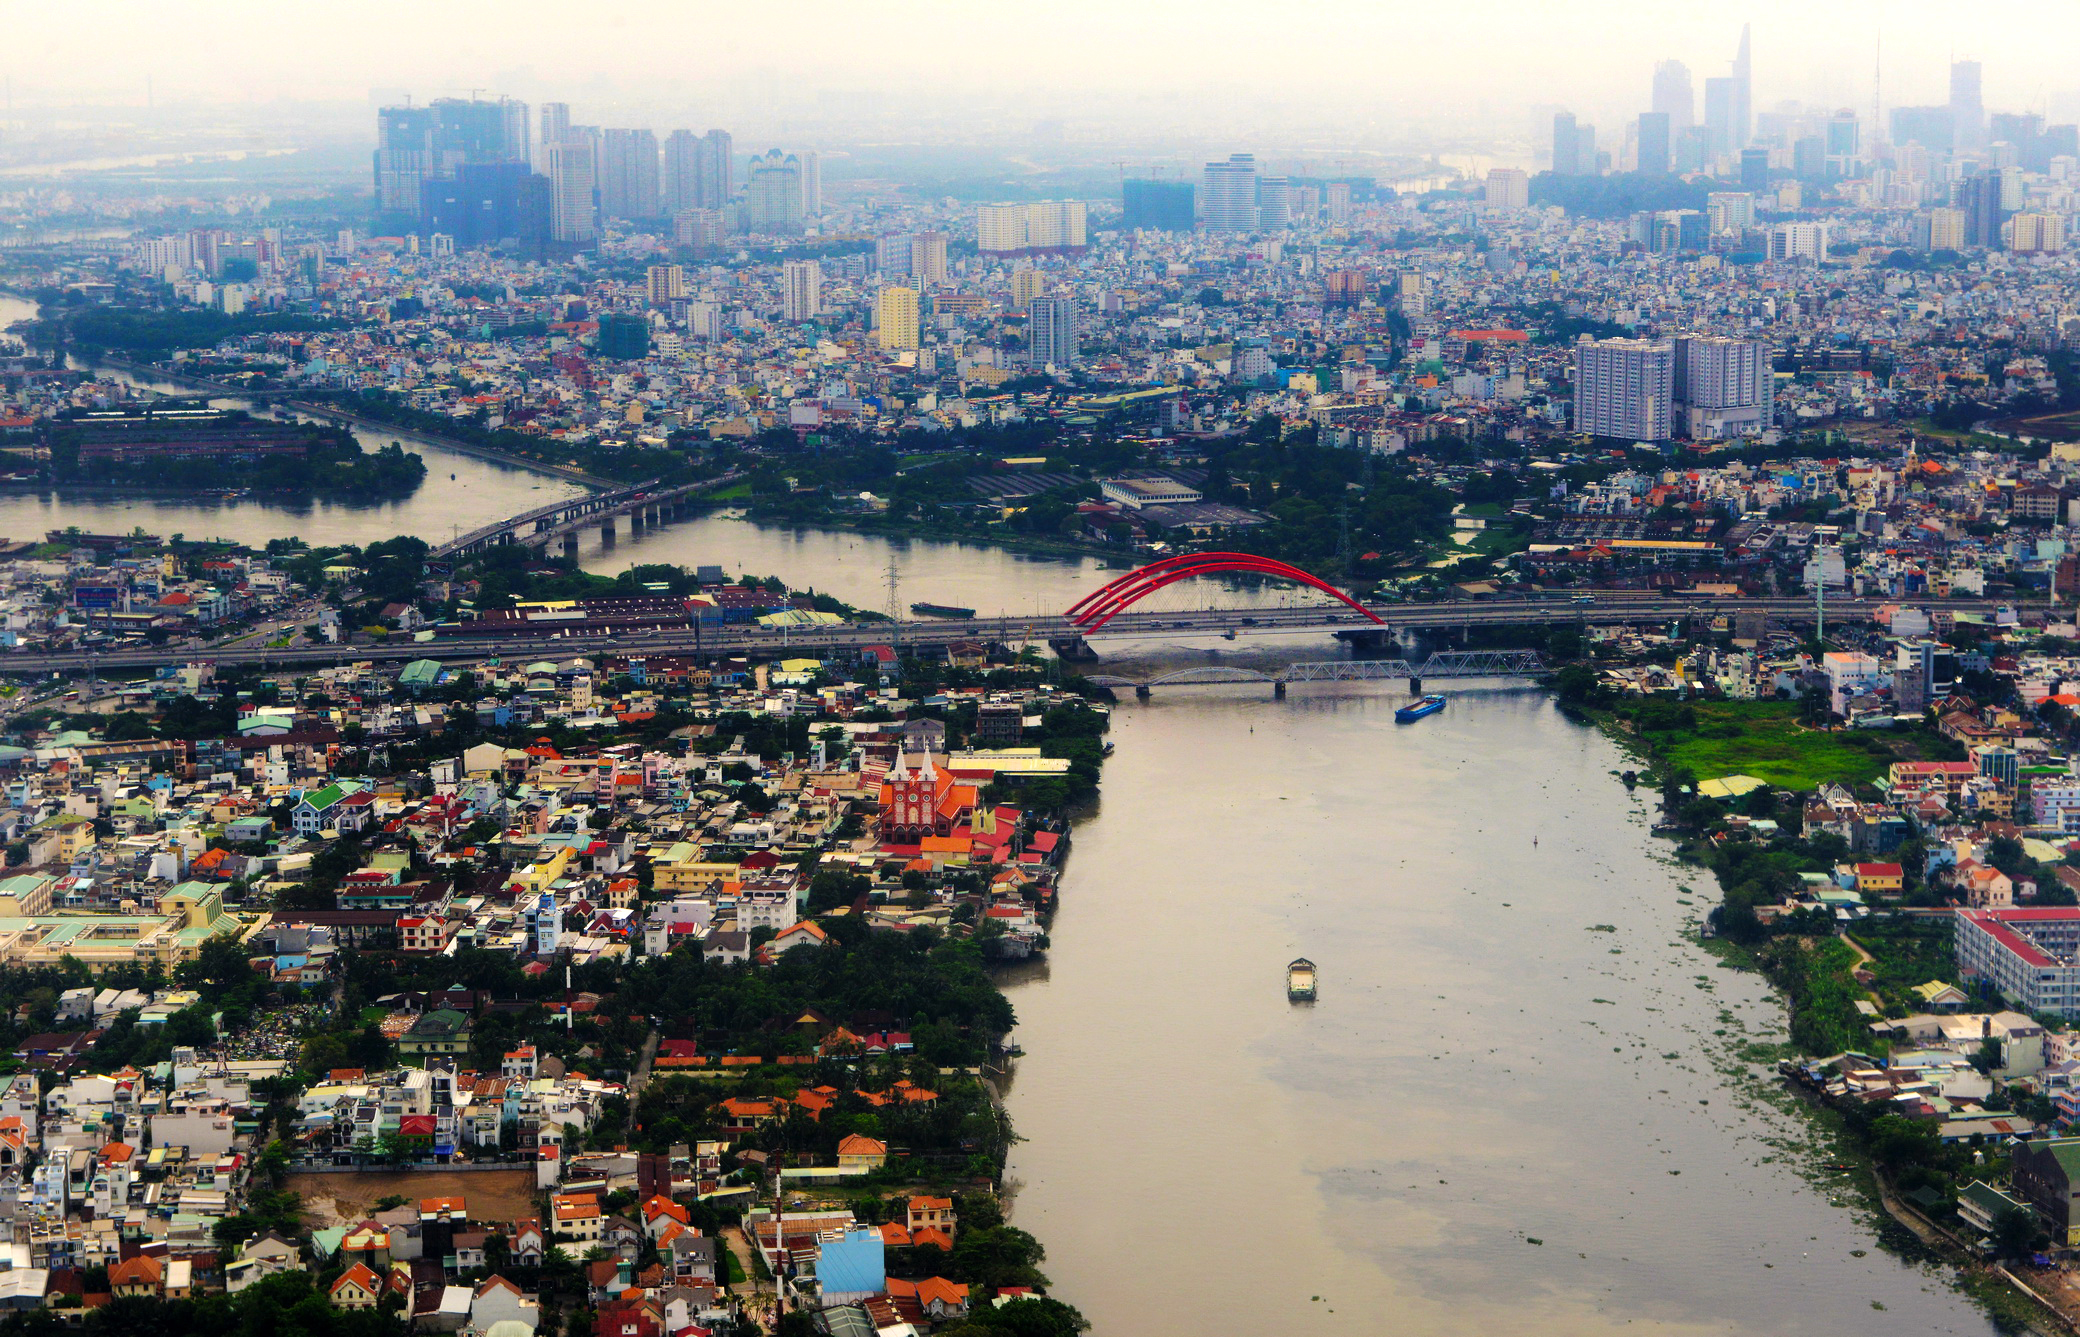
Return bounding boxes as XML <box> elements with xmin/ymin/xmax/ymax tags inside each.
<box><xmin>651</xmin><ymin>842</ymin><xmax>740</xmax><ymax>894</ymax></box>
<box><xmin>1010</xmin><ymin>268</ymin><xmax>1044</xmax><ymax>311</ymax></box>
<box><xmin>876</xmin><ymin>286</ymin><xmax>919</xmax><ymax>351</ymax></box>
<box><xmin>34</xmin><ymin>815</ymin><xmax>96</xmax><ymax>862</ymax></box>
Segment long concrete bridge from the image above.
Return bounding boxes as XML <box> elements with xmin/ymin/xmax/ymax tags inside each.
<box><xmin>1086</xmin><ymin>650</ymin><xmax>1551</xmax><ymax>697</ymax></box>
<box><xmin>0</xmin><ymin>593</ymin><xmax>2014</xmax><ymax>677</ymax></box>
<box><xmin>430</xmin><ymin>472</ymin><xmax>746</xmax><ymax>559</ymax></box>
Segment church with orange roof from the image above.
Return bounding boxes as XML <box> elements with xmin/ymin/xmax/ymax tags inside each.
<box><xmin>876</xmin><ymin>751</ymin><xmax>977</xmax><ymax>844</ymax></box>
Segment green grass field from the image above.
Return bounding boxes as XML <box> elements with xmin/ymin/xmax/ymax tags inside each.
<box><xmin>1648</xmin><ymin>701</ymin><xmax>1906</xmax><ymax>790</ymax></box>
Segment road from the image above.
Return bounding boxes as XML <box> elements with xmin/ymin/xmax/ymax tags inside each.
<box><xmin>0</xmin><ymin>594</ymin><xmax>2016</xmax><ymax>676</ymax></box>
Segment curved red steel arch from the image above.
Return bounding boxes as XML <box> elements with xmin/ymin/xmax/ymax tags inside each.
<box><xmin>1066</xmin><ymin>552</ymin><xmax>1384</xmax><ymax>631</ymax></box>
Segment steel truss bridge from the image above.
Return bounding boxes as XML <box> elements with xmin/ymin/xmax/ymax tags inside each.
<box><xmin>1085</xmin><ymin>650</ymin><xmax>1548</xmax><ymax>695</ymax></box>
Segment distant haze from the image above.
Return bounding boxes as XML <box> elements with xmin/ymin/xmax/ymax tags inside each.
<box><xmin>9</xmin><ymin>0</ymin><xmax>2080</xmax><ymax>143</ymax></box>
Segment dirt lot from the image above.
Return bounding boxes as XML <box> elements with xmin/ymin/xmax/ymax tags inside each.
<box><xmin>284</xmin><ymin>1169</ymin><xmax>539</xmax><ymax>1229</ymax></box>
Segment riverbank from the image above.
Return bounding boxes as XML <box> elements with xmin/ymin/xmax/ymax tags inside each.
<box><xmin>730</xmin><ymin>507</ymin><xmax>1141</xmax><ymax>568</ymax></box>
<box><xmin>285</xmin><ymin>399</ymin><xmax>620</xmax><ymax>490</ymax></box>
<box><xmin>1576</xmin><ymin>690</ymin><xmax>2075</xmax><ymax>1332</ymax></box>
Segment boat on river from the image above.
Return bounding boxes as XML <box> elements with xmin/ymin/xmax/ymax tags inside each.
<box><xmin>1287</xmin><ymin>958</ymin><xmax>1317</xmax><ymax>1001</ymax></box>
<box><xmin>910</xmin><ymin>601</ymin><xmax>977</xmax><ymax>619</ymax></box>
<box><xmin>1395</xmin><ymin>693</ymin><xmax>1447</xmax><ymax>723</ymax></box>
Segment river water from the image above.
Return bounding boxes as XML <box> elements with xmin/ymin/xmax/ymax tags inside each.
<box><xmin>0</xmin><ymin>294</ymin><xmax>1999</xmax><ymax>1334</ymax></box>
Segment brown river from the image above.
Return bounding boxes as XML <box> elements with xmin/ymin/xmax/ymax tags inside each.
<box><xmin>1</xmin><ymin>294</ymin><xmax>1998</xmax><ymax>1334</ymax></box>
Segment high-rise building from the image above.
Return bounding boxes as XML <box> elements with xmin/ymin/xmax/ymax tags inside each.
<box><xmin>663</xmin><ymin>130</ymin><xmax>703</xmax><ymax>213</ymax></box>
<box><xmin>1026</xmin><ymin>295</ymin><xmax>1078</xmax><ymax>369</ymax></box>
<box><xmin>539</xmin><ymin>103</ymin><xmax>571</xmax><ymax>157</ymax></box>
<box><xmin>1652</xmin><ymin>60</ymin><xmax>1694</xmax><ymax>131</ymax></box>
<box><xmin>2010</xmin><ymin>211</ymin><xmax>2066</xmax><ymax>255</ymax></box>
<box><xmin>1766</xmin><ymin>221</ymin><xmax>1830</xmax><ymax>261</ymax></box>
<box><xmin>375</xmin><ymin>97</ymin><xmax>532</xmax><ymax>227</ymax></box>
<box><xmin>874</xmin><ymin>234</ymin><xmax>913</xmax><ymax>277</ymax></box>
<box><xmin>910</xmin><ymin>232</ymin><xmax>948</xmax><ymax>286</ymax></box>
<box><xmin>1202</xmin><ymin>154</ymin><xmax>1259</xmax><ymax>231</ymax></box>
<box><xmin>673</xmin><ymin>209</ymin><xmax>724</xmax><ymax>249</ymax></box>
<box><xmin>1256</xmin><ymin>176</ymin><xmax>1293</xmax><ymax>229</ymax></box>
<box><xmin>1552</xmin><ymin>113</ymin><xmax>1582</xmax><ymax>175</ymax></box>
<box><xmin>781</xmin><ymin>260</ymin><xmax>821</xmax><ymax>322</ymax></box>
<box><xmin>876</xmin><ymin>286</ymin><xmax>920</xmax><ymax>351</ymax></box>
<box><xmin>1960</xmin><ymin>170</ymin><xmax>2008</xmax><ymax>248</ymax></box>
<box><xmin>1574</xmin><ymin>337</ymin><xmax>1674</xmax><ymax>442</ymax></box>
<box><xmin>419</xmin><ymin>161</ymin><xmax>551</xmax><ymax>254</ymax></box>
<box><xmin>1825</xmin><ymin>111</ymin><xmax>1860</xmax><ymax>178</ymax></box>
<box><xmin>1324</xmin><ymin>181</ymin><xmax>1353</xmax><ymax>223</ymax></box>
<box><xmin>1010</xmin><ymin>267</ymin><xmax>1045</xmax><ymax>310</ymax></box>
<box><xmin>543</xmin><ymin>138</ymin><xmax>596</xmax><ymax>245</ymax></box>
<box><xmin>1675</xmin><ymin>125</ymin><xmax>1712</xmax><ymax>174</ymax></box>
<box><xmin>1484</xmin><ymin>168</ymin><xmax>1529</xmax><ymax>209</ymax></box>
<box><xmin>799</xmin><ymin>150</ymin><xmax>822</xmax><ymax>217</ymax></box>
<box><xmin>976</xmin><ymin>202</ymin><xmax>1087</xmax><ymax>255</ymax></box>
<box><xmin>1706</xmin><ymin>191</ymin><xmax>1754</xmax><ymax>233</ymax></box>
<box><xmin>696</xmin><ymin>130</ymin><xmax>734</xmax><ymax>209</ymax></box>
<box><xmin>1704</xmin><ymin>77</ymin><xmax>1739</xmax><ymax>157</ymax></box>
<box><xmin>1792</xmin><ymin>136</ymin><xmax>1827</xmax><ymax>181</ymax></box>
<box><xmin>596</xmin><ymin>312</ymin><xmax>650</xmax><ymax>361</ymax></box>
<box><xmin>1636</xmin><ymin>113</ymin><xmax>1671</xmax><ymax>175</ymax></box>
<box><xmin>500</xmin><ymin>98</ymin><xmax>532</xmax><ymax>169</ymax></box>
<box><xmin>742</xmin><ymin>150</ymin><xmax>804</xmax><ymax>233</ymax></box>
<box><xmin>1951</xmin><ymin>59</ymin><xmax>1985</xmax><ymax>151</ymax></box>
<box><xmin>1672</xmin><ymin>335</ymin><xmax>1772</xmax><ymax>439</ymax></box>
<box><xmin>1122</xmin><ymin>179</ymin><xmax>1195</xmax><ymax>232</ymax></box>
<box><xmin>599</xmin><ymin>129</ymin><xmax>661</xmax><ymax>221</ymax></box>
<box><xmin>1739</xmin><ymin>147</ymin><xmax>1770</xmax><ymax>192</ymax></box>
<box><xmin>1918</xmin><ymin>207</ymin><xmax>1968</xmax><ymax>251</ymax></box>
<box><xmin>645</xmin><ymin>264</ymin><xmax>686</xmax><ymax>306</ymax></box>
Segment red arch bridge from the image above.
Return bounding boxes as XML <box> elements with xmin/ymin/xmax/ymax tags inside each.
<box><xmin>1083</xmin><ymin>650</ymin><xmax>1549</xmax><ymax>696</ymax></box>
<box><xmin>1064</xmin><ymin>552</ymin><xmax>1386</xmax><ymax>632</ymax></box>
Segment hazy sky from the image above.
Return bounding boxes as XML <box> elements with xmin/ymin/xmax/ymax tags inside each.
<box><xmin>8</xmin><ymin>0</ymin><xmax>2080</xmax><ymax>132</ymax></box>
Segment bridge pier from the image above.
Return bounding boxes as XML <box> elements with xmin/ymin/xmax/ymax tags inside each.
<box><xmin>562</xmin><ymin>533</ymin><xmax>579</xmax><ymax>560</ymax></box>
<box><xmin>1135</xmin><ymin>684</ymin><xmax>1151</xmax><ymax>700</ymax></box>
<box><xmin>1334</xmin><ymin>627</ymin><xmax>1394</xmax><ymax>655</ymax></box>
<box><xmin>629</xmin><ymin>509</ymin><xmax>644</xmax><ymax>533</ymax></box>
<box><xmin>1048</xmin><ymin>636</ymin><xmax>1098</xmax><ymax>661</ymax></box>
<box><xmin>601</xmin><ymin>519</ymin><xmax>616</xmax><ymax>545</ymax></box>
<box><xmin>1273</xmin><ymin>680</ymin><xmax>1287</xmax><ymax>699</ymax></box>
<box><xmin>1408</xmin><ymin>676</ymin><xmax>1422</xmax><ymax>694</ymax></box>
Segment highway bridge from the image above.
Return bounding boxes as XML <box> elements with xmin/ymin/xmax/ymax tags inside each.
<box><xmin>0</xmin><ymin>593</ymin><xmax>2013</xmax><ymax>678</ymax></box>
<box><xmin>1086</xmin><ymin>650</ymin><xmax>1551</xmax><ymax>697</ymax></box>
<box><xmin>429</xmin><ymin>472</ymin><xmax>746</xmax><ymax>559</ymax></box>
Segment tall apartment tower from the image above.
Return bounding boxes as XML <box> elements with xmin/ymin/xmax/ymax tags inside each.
<box><xmin>1951</xmin><ymin>60</ymin><xmax>1986</xmax><ymax>152</ymax></box>
<box><xmin>539</xmin><ymin>102</ymin><xmax>571</xmax><ymax>158</ymax></box>
<box><xmin>742</xmin><ymin>150</ymin><xmax>804</xmax><ymax>232</ymax></box>
<box><xmin>910</xmin><ymin>232</ymin><xmax>948</xmax><ymax>286</ymax></box>
<box><xmin>1573</xmin><ymin>336</ymin><xmax>1675</xmax><ymax>442</ymax></box>
<box><xmin>1652</xmin><ymin>60</ymin><xmax>1693</xmax><ymax>131</ymax></box>
<box><xmin>543</xmin><ymin>138</ymin><xmax>596</xmax><ymax>244</ymax></box>
<box><xmin>781</xmin><ymin>259</ymin><xmax>821</xmax><ymax>322</ymax></box>
<box><xmin>799</xmin><ymin>149</ymin><xmax>822</xmax><ymax>216</ymax></box>
<box><xmin>1552</xmin><ymin>112</ymin><xmax>1581</xmax><ymax>175</ymax></box>
<box><xmin>663</xmin><ymin>130</ymin><xmax>702</xmax><ymax>213</ymax></box>
<box><xmin>1201</xmin><ymin>154</ymin><xmax>1259</xmax><ymax>231</ymax></box>
<box><xmin>599</xmin><ymin>129</ymin><xmax>661</xmax><ymax>221</ymax></box>
<box><xmin>1672</xmin><ymin>335</ymin><xmax>1772</xmax><ymax>440</ymax></box>
<box><xmin>697</xmin><ymin>130</ymin><xmax>734</xmax><ymax>209</ymax></box>
<box><xmin>1960</xmin><ymin>170</ymin><xmax>2008</xmax><ymax>248</ymax></box>
<box><xmin>1636</xmin><ymin>113</ymin><xmax>1672</xmax><ymax>175</ymax></box>
<box><xmin>1010</xmin><ymin>266</ymin><xmax>1045</xmax><ymax>310</ymax></box>
<box><xmin>1731</xmin><ymin>24</ymin><xmax>1752</xmax><ymax>151</ymax></box>
<box><xmin>645</xmin><ymin>264</ymin><xmax>686</xmax><ymax>305</ymax></box>
<box><xmin>875</xmin><ymin>286</ymin><xmax>919</xmax><ymax>351</ymax></box>
<box><xmin>1484</xmin><ymin>168</ymin><xmax>1529</xmax><ymax>209</ymax></box>
<box><xmin>1026</xmin><ymin>295</ymin><xmax>1078</xmax><ymax>369</ymax></box>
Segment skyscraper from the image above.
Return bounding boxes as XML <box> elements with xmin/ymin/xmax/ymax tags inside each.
<box><xmin>1704</xmin><ymin>77</ymin><xmax>1738</xmax><ymax>157</ymax></box>
<box><xmin>1552</xmin><ymin>112</ymin><xmax>1581</xmax><ymax>175</ymax></box>
<box><xmin>910</xmin><ymin>232</ymin><xmax>948</xmax><ymax>286</ymax></box>
<box><xmin>663</xmin><ymin>130</ymin><xmax>702</xmax><ymax>213</ymax></box>
<box><xmin>374</xmin><ymin>97</ymin><xmax>533</xmax><ymax>227</ymax></box>
<box><xmin>419</xmin><ymin>161</ymin><xmax>551</xmax><ymax>254</ymax></box>
<box><xmin>799</xmin><ymin>150</ymin><xmax>822</xmax><ymax>217</ymax></box>
<box><xmin>543</xmin><ymin>137</ymin><xmax>596</xmax><ymax>245</ymax></box>
<box><xmin>1739</xmin><ymin>147</ymin><xmax>1770</xmax><ymax>192</ymax></box>
<box><xmin>1825</xmin><ymin>111</ymin><xmax>1860</xmax><ymax>178</ymax></box>
<box><xmin>1673</xmin><ymin>335</ymin><xmax>1771</xmax><ymax>440</ymax></box>
<box><xmin>646</xmin><ymin>264</ymin><xmax>686</xmax><ymax>305</ymax></box>
<box><xmin>976</xmin><ymin>202</ymin><xmax>1087</xmax><ymax>255</ymax></box>
<box><xmin>1960</xmin><ymin>170</ymin><xmax>2008</xmax><ymax>249</ymax></box>
<box><xmin>1202</xmin><ymin>154</ymin><xmax>1259</xmax><ymax>231</ymax></box>
<box><xmin>1652</xmin><ymin>60</ymin><xmax>1694</xmax><ymax>131</ymax></box>
<box><xmin>1951</xmin><ymin>60</ymin><xmax>1985</xmax><ymax>152</ymax></box>
<box><xmin>1256</xmin><ymin>175</ymin><xmax>1292</xmax><ymax>229</ymax></box>
<box><xmin>1636</xmin><ymin>113</ymin><xmax>1672</xmax><ymax>175</ymax></box>
<box><xmin>1010</xmin><ymin>267</ymin><xmax>1045</xmax><ymax>310</ymax></box>
<box><xmin>876</xmin><ymin>286</ymin><xmax>919</xmax><ymax>351</ymax></box>
<box><xmin>1484</xmin><ymin>168</ymin><xmax>1529</xmax><ymax>208</ymax></box>
<box><xmin>539</xmin><ymin>103</ymin><xmax>571</xmax><ymax>157</ymax></box>
<box><xmin>1027</xmin><ymin>295</ymin><xmax>1078</xmax><ymax>370</ymax></box>
<box><xmin>1574</xmin><ymin>337</ymin><xmax>1675</xmax><ymax>442</ymax></box>
<box><xmin>696</xmin><ymin>130</ymin><xmax>734</xmax><ymax>209</ymax></box>
<box><xmin>742</xmin><ymin>150</ymin><xmax>804</xmax><ymax>233</ymax></box>
<box><xmin>599</xmin><ymin>129</ymin><xmax>661</xmax><ymax>221</ymax></box>
<box><xmin>1122</xmin><ymin>180</ymin><xmax>1194</xmax><ymax>232</ymax></box>
<box><xmin>781</xmin><ymin>260</ymin><xmax>821</xmax><ymax>322</ymax></box>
